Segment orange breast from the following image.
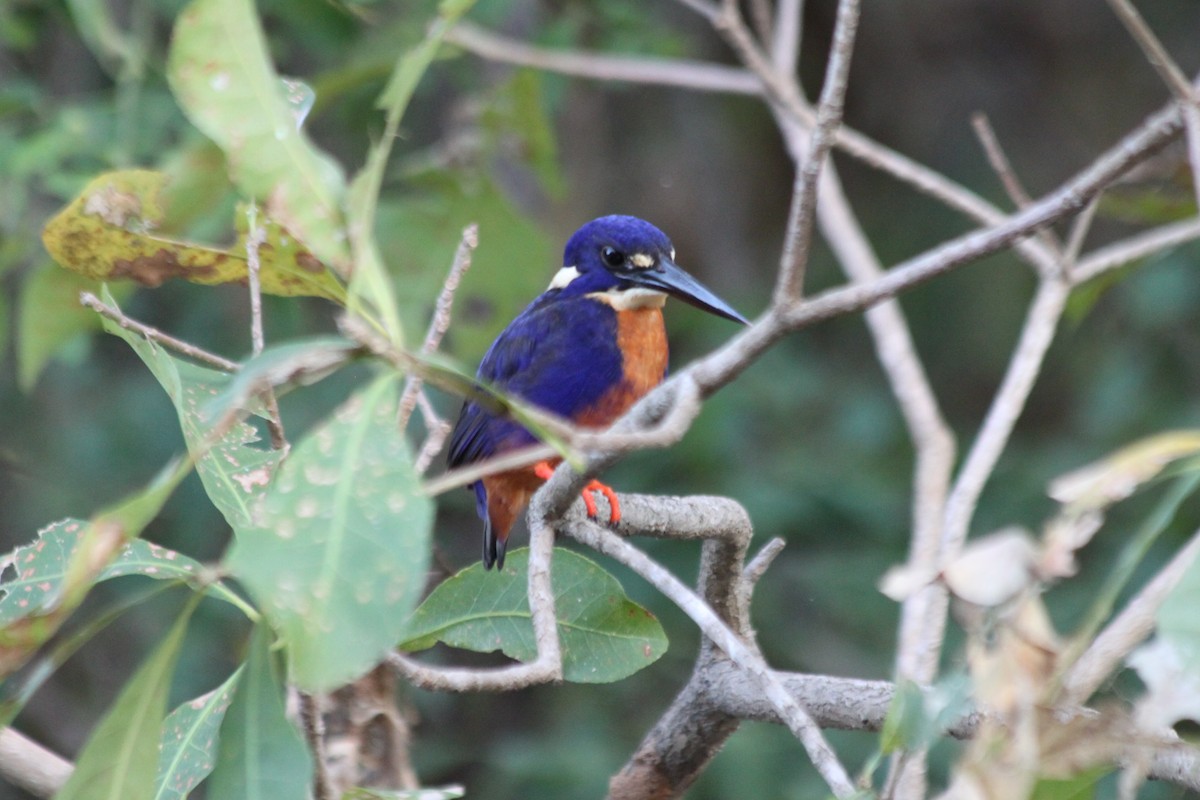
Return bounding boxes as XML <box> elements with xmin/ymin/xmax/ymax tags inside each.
<box><xmin>576</xmin><ymin>307</ymin><xmax>668</xmax><ymax>427</ymax></box>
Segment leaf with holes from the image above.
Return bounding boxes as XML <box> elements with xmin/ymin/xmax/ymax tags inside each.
<box><xmin>400</xmin><ymin>548</ymin><xmax>667</xmax><ymax>683</ymax></box>
<box><xmin>168</xmin><ymin>0</ymin><xmax>350</xmax><ymax>272</ymax></box>
<box><xmin>0</xmin><ymin>458</ymin><xmax>191</xmax><ymax>678</ymax></box>
<box><xmin>98</xmin><ymin>288</ymin><xmax>283</xmax><ymax>531</ymax></box>
<box><xmin>57</xmin><ymin>599</ymin><xmax>197</xmax><ymax>800</ymax></box>
<box><xmin>207</xmin><ymin>626</ymin><xmax>312</xmax><ymax>799</ymax></box>
<box><xmin>0</xmin><ymin>519</ymin><xmax>248</xmax><ymax>629</ymax></box>
<box><xmin>155</xmin><ymin>668</ymin><xmax>242</xmax><ymax>800</ymax></box>
<box><xmin>226</xmin><ymin>375</ymin><xmax>432</xmax><ymax>690</ymax></box>
<box><xmin>41</xmin><ymin>170</ymin><xmax>344</xmax><ymax>299</ymax></box>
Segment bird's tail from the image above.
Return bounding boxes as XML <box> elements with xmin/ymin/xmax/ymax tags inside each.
<box><xmin>482</xmin><ymin>516</ymin><xmax>507</xmax><ymax>570</ymax></box>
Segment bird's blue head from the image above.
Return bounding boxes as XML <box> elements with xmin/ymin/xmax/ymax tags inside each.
<box><xmin>548</xmin><ymin>215</ymin><xmax>748</xmax><ymax>324</ymax></box>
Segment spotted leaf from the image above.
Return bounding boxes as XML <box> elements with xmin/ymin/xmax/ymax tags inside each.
<box><xmin>155</xmin><ymin>668</ymin><xmax>242</xmax><ymax>800</ymax></box>
<box><xmin>41</xmin><ymin>170</ymin><xmax>344</xmax><ymax>299</ymax></box>
<box><xmin>226</xmin><ymin>375</ymin><xmax>433</xmax><ymax>690</ymax></box>
<box><xmin>98</xmin><ymin>288</ymin><xmax>283</xmax><ymax>531</ymax></box>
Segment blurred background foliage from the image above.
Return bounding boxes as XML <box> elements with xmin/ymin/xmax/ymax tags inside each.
<box><xmin>1</xmin><ymin>0</ymin><xmax>1200</xmax><ymax>797</ymax></box>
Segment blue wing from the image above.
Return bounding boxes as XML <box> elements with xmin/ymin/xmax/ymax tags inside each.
<box><xmin>447</xmin><ymin>294</ymin><xmax>623</xmax><ymax>469</ymax></box>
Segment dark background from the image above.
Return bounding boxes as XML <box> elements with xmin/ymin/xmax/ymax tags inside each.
<box><xmin>1</xmin><ymin>0</ymin><xmax>1199</xmax><ymax>796</ymax></box>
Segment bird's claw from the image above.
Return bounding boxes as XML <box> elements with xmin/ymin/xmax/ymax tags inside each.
<box><xmin>532</xmin><ymin>461</ymin><xmax>620</xmax><ymax>526</ymax></box>
<box><xmin>583</xmin><ymin>479</ymin><xmax>621</xmax><ymax>525</ymax></box>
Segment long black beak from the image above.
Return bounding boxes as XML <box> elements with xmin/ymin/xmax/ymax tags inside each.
<box><xmin>624</xmin><ymin>258</ymin><xmax>749</xmax><ymax>324</ymax></box>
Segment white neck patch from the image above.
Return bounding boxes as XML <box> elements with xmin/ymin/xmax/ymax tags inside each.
<box><xmin>548</xmin><ymin>265</ymin><xmax>581</xmax><ymax>290</ymax></box>
<box><xmin>587</xmin><ymin>287</ymin><xmax>667</xmax><ymax>311</ymax></box>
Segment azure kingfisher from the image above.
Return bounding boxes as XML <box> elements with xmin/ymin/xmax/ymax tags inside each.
<box><xmin>447</xmin><ymin>215</ymin><xmax>748</xmax><ymax>569</ymax></box>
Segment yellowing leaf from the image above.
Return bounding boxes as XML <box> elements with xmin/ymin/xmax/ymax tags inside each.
<box><xmin>1048</xmin><ymin>431</ymin><xmax>1200</xmax><ymax>511</ymax></box>
<box><xmin>41</xmin><ymin>169</ymin><xmax>345</xmax><ymax>300</ymax></box>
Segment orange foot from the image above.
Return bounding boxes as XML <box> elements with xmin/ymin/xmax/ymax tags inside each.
<box><xmin>533</xmin><ymin>461</ymin><xmax>622</xmax><ymax>526</ymax></box>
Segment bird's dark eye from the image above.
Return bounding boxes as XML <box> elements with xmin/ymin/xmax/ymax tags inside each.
<box><xmin>600</xmin><ymin>246</ymin><xmax>625</xmax><ymax>269</ymax></box>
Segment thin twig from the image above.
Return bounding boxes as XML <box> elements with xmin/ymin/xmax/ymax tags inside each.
<box><xmin>1104</xmin><ymin>0</ymin><xmax>1200</xmax><ymax>214</ymax></box>
<box><xmin>748</xmin><ymin>0</ymin><xmax>773</xmax><ymax>45</ymax></box>
<box><xmin>445</xmin><ymin>22</ymin><xmax>758</xmax><ymax>94</ymax></box>
<box><xmin>970</xmin><ymin>112</ymin><xmax>1067</xmax><ymax>267</ymax></box>
<box><xmin>398</xmin><ymin>225</ymin><xmax>478</xmax><ymax>432</ymax></box>
<box><xmin>81</xmin><ymin>292</ymin><xmax>240</xmax><ymax>372</ymax></box>
<box><xmin>1063</xmin><ymin>197</ymin><xmax>1101</xmax><ymax>268</ymax></box>
<box><xmin>768</xmin><ymin>0</ymin><xmax>862</xmax><ymax>303</ymax></box>
<box><xmin>1105</xmin><ymin>0</ymin><xmax>1195</xmax><ymax>101</ymax></box>
<box><xmin>244</xmin><ymin>206</ymin><xmax>287</xmax><ymax>450</ymax></box>
<box><xmin>971</xmin><ymin>112</ymin><xmax>1036</xmax><ymax>209</ymax></box>
<box><xmin>1073</xmin><ymin>217</ymin><xmax>1200</xmax><ymax>284</ymax></box>
<box><xmin>563</xmin><ymin>517</ymin><xmax>856</xmax><ymax>798</ymax></box>
<box><xmin>1062</xmin><ymin>527</ymin><xmax>1200</xmax><ymax>706</ymax></box>
<box><xmin>771</xmin><ymin>0</ymin><xmax>803</xmax><ymax>75</ymax></box>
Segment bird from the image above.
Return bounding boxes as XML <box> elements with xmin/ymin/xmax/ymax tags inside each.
<box><xmin>447</xmin><ymin>215</ymin><xmax>748</xmax><ymax>570</ymax></box>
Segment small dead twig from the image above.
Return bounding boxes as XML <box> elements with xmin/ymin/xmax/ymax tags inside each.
<box><xmin>81</xmin><ymin>292</ymin><xmax>239</xmax><ymax>372</ymax></box>
<box><xmin>397</xmin><ymin>224</ymin><xmax>478</xmax><ymax>433</ymax></box>
<box><xmin>244</xmin><ymin>206</ymin><xmax>287</xmax><ymax>450</ymax></box>
<box><xmin>769</xmin><ymin>0</ymin><xmax>862</xmax><ymax>304</ymax></box>
<box><xmin>1104</xmin><ymin>0</ymin><xmax>1200</xmax><ymax>215</ymax></box>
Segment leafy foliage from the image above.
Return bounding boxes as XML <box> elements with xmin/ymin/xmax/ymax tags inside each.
<box><xmin>206</xmin><ymin>625</ymin><xmax>314</xmax><ymax>799</ymax></box>
<box><xmin>0</xmin><ymin>459</ymin><xmax>191</xmax><ymax>678</ymax></box>
<box><xmin>227</xmin><ymin>375</ymin><xmax>433</xmax><ymax>690</ymax></box>
<box><xmin>167</xmin><ymin>0</ymin><xmax>350</xmax><ymax>272</ymax></box>
<box><xmin>401</xmin><ymin>547</ymin><xmax>668</xmax><ymax>683</ymax></box>
<box><xmin>155</xmin><ymin>668</ymin><xmax>243</xmax><ymax>800</ymax></box>
<box><xmin>56</xmin><ymin>600</ymin><xmax>198</xmax><ymax>800</ymax></box>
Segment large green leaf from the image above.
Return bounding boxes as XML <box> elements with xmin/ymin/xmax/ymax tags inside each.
<box><xmin>98</xmin><ymin>288</ymin><xmax>284</xmax><ymax>531</ymax></box>
<box><xmin>57</xmin><ymin>600</ymin><xmax>197</xmax><ymax>800</ymax></box>
<box><xmin>400</xmin><ymin>548</ymin><xmax>668</xmax><ymax>683</ymax></box>
<box><xmin>226</xmin><ymin>375</ymin><xmax>433</xmax><ymax>690</ymax></box>
<box><xmin>168</xmin><ymin>0</ymin><xmax>349</xmax><ymax>272</ymax></box>
<box><xmin>155</xmin><ymin>667</ymin><xmax>243</xmax><ymax>800</ymax></box>
<box><xmin>207</xmin><ymin>625</ymin><xmax>313</xmax><ymax>799</ymax></box>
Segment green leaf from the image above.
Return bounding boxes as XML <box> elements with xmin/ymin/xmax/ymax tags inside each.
<box><xmin>344</xmin><ymin>0</ymin><xmax>477</xmax><ymax>346</ymax></box>
<box><xmin>1029</xmin><ymin>765</ymin><xmax>1110</xmax><ymax>800</ymax></box>
<box><xmin>400</xmin><ymin>548</ymin><xmax>668</xmax><ymax>684</ymax></box>
<box><xmin>16</xmin><ymin>262</ymin><xmax>102</xmax><ymax>391</ymax></box>
<box><xmin>0</xmin><ymin>458</ymin><xmax>191</xmax><ymax>677</ymax></box>
<box><xmin>41</xmin><ymin>170</ymin><xmax>345</xmax><ymax>299</ymax></box>
<box><xmin>207</xmin><ymin>625</ymin><xmax>313</xmax><ymax>799</ymax></box>
<box><xmin>204</xmin><ymin>335</ymin><xmax>360</xmax><ymax>426</ymax></box>
<box><xmin>57</xmin><ymin>599</ymin><xmax>197</xmax><ymax>800</ymax></box>
<box><xmin>377</xmin><ymin>0</ymin><xmax>476</xmax><ymax>118</ymax></box>
<box><xmin>99</xmin><ymin>288</ymin><xmax>284</xmax><ymax>531</ymax></box>
<box><xmin>880</xmin><ymin>679</ymin><xmax>925</xmax><ymax>755</ymax></box>
<box><xmin>226</xmin><ymin>375</ymin><xmax>433</xmax><ymax>690</ymax></box>
<box><xmin>0</xmin><ymin>518</ymin><xmax>249</xmax><ymax>627</ymax></box>
<box><xmin>168</xmin><ymin>0</ymin><xmax>350</xmax><ymax>272</ymax></box>
<box><xmin>155</xmin><ymin>667</ymin><xmax>243</xmax><ymax>800</ymax></box>
<box><xmin>0</xmin><ymin>582</ymin><xmax>177</xmax><ymax>730</ymax></box>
